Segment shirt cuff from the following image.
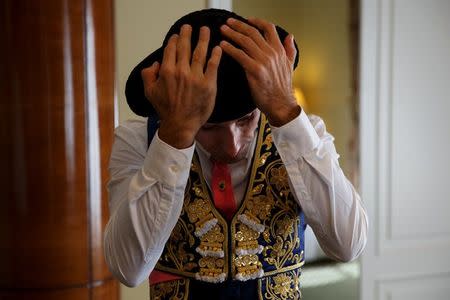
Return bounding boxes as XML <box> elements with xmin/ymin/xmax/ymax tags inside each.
<box><xmin>270</xmin><ymin>110</ymin><xmax>320</xmax><ymax>164</ymax></box>
<box><xmin>142</xmin><ymin>129</ymin><xmax>195</xmax><ymax>188</ymax></box>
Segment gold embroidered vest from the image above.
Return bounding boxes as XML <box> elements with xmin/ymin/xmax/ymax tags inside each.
<box><xmin>152</xmin><ymin>115</ymin><xmax>306</xmax><ymax>299</ymax></box>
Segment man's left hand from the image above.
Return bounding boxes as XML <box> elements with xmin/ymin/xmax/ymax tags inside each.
<box><xmin>220</xmin><ymin>17</ymin><xmax>301</xmax><ymax>127</ymax></box>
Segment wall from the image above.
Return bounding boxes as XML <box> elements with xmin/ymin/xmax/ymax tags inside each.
<box><xmin>114</xmin><ymin>1</ymin><xmax>206</xmax><ymax>299</ymax></box>
<box><xmin>233</xmin><ymin>0</ymin><xmax>353</xmax><ymax>175</ymax></box>
<box><xmin>115</xmin><ymin>0</ymin><xmax>207</xmax><ymax>124</ymax></box>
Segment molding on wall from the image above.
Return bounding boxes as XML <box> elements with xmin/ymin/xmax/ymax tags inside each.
<box><xmin>206</xmin><ymin>0</ymin><xmax>232</xmax><ymax>10</ymax></box>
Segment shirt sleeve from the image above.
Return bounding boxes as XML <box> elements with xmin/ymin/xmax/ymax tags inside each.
<box><xmin>103</xmin><ymin>121</ymin><xmax>195</xmax><ymax>287</ymax></box>
<box><xmin>270</xmin><ymin>111</ymin><xmax>369</xmax><ymax>262</ymax></box>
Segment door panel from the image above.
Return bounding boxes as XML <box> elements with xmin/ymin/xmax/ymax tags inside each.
<box><xmin>360</xmin><ymin>0</ymin><xmax>450</xmax><ymax>299</ymax></box>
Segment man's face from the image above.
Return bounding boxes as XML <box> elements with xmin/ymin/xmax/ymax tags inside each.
<box><xmin>195</xmin><ymin>109</ymin><xmax>261</xmax><ymax>164</ymax></box>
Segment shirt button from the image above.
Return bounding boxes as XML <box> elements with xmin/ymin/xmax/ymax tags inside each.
<box><xmin>218</xmin><ymin>181</ymin><xmax>226</xmax><ymax>191</ymax></box>
<box><xmin>280</xmin><ymin>142</ymin><xmax>288</xmax><ymax>148</ymax></box>
<box><xmin>170</xmin><ymin>165</ymin><xmax>179</xmax><ymax>173</ymax></box>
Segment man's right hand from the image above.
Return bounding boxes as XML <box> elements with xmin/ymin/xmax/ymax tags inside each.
<box><xmin>141</xmin><ymin>24</ymin><xmax>222</xmax><ymax>149</ymax></box>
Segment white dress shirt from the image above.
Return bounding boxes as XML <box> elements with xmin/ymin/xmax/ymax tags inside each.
<box><xmin>103</xmin><ymin>111</ymin><xmax>368</xmax><ymax>287</ymax></box>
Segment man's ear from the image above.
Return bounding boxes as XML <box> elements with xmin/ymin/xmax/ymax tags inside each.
<box><xmin>283</xmin><ymin>34</ymin><xmax>297</xmax><ymax>69</ymax></box>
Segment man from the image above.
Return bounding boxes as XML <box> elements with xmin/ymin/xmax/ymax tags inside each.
<box><xmin>104</xmin><ymin>8</ymin><xmax>368</xmax><ymax>300</ymax></box>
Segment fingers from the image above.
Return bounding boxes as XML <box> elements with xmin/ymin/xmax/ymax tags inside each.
<box><xmin>205</xmin><ymin>46</ymin><xmax>222</xmax><ymax>82</ymax></box>
<box><xmin>220</xmin><ymin>40</ymin><xmax>255</xmax><ymax>71</ymax></box>
<box><xmin>161</xmin><ymin>24</ymin><xmax>221</xmax><ymax>81</ymax></box>
<box><xmin>176</xmin><ymin>24</ymin><xmax>192</xmax><ymax>70</ymax></box>
<box><xmin>191</xmin><ymin>26</ymin><xmax>210</xmax><ymax>74</ymax></box>
<box><xmin>219</xmin><ymin>17</ymin><xmax>290</xmax><ymax>72</ymax></box>
<box><xmin>162</xmin><ymin>34</ymin><xmax>178</xmax><ymax>68</ymax></box>
<box><xmin>247</xmin><ymin>17</ymin><xmax>283</xmax><ymax>49</ymax></box>
<box><xmin>222</xmin><ymin>18</ymin><xmax>269</xmax><ymax>52</ymax></box>
<box><xmin>283</xmin><ymin>34</ymin><xmax>297</xmax><ymax>68</ymax></box>
<box><xmin>220</xmin><ymin>24</ymin><xmax>265</xmax><ymax>61</ymax></box>
<box><xmin>142</xmin><ymin>60</ymin><xmax>160</xmax><ymax>81</ymax></box>
<box><xmin>141</xmin><ymin>61</ymin><xmax>160</xmax><ymax>97</ymax></box>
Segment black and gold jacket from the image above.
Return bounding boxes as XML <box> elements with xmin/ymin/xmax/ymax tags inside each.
<box><xmin>149</xmin><ymin>115</ymin><xmax>306</xmax><ymax>299</ymax></box>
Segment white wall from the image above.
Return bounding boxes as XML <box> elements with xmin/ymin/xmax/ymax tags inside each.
<box><xmin>114</xmin><ymin>1</ymin><xmax>206</xmax><ymax>298</ymax></box>
<box><xmin>115</xmin><ymin>0</ymin><xmax>206</xmax><ymax>124</ymax></box>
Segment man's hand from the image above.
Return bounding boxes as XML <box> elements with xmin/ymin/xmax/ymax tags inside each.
<box><xmin>141</xmin><ymin>25</ymin><xmax>222</xmax><ymax>148</ymax></box>
<box><xmin>220</xmin><ymin>18</ymin><xmax>301</xmax><ymax>127</ymax></box>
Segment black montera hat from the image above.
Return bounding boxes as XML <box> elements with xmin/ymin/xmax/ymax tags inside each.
<box><xmin>125</xmin><ymin>8</ymin><xmax>300</xmax><ymax>123</ymax></box>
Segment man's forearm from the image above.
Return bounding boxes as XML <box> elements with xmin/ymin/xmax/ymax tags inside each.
<box><xmin>271</xmin><ymin>112</ymin><xmax>368</xmax><ymax>262</ymax></box>
<box><xmin>104</xmin><ymin>129</ymin><xmax>194</xmax><ymax>286</ymax></box>
<box><xmin>104</xmin><ymin>174</ymin><xmax>186</xmax><ymax>287</ymax></box>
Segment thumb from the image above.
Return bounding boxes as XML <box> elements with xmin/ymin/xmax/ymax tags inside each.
<box><xmin>283</xmin><ymin>34</ymin><xmax>296</xmax><ymax>68</ymax></box>
<box><xmin>141</xmin><ymin>61</ymin><xmax>160</xmax><ymax>86</ymax></box>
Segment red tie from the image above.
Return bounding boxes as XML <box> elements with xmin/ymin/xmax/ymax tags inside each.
<box><xmin>211</xmin><ymin>160</ymin><xmax>237</xmax><ymax>221</ymax></box>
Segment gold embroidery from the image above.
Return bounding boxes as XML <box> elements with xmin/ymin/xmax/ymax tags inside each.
<box><xmin>233</xmin><ymin>118</ymin><xmax>272</xmax><ymax>281</ymax></box>
<box><xmin>273</xmin><ymin>274</ymin><xmax>293</xmax><ymax>297</ymax></box>
<box><xmin>259</xmin><ymin>152</ymin><xmax>271</xmax><ymax>167</ymax></box>
<box><xmin>245</xmin><ymin>194</ymin><xmax>275</xmax><ymax>221</ymax></box>
<box><xmin>192</xmin><ymin>185</ymin><xmax>206</xmax><ymax>198</ymax></box>
<box><xmin>260</xmin><ymin>268</ymin><xmax>302</xmax><ymax>300</ymax></box>
<box><xmin>191</xmin><ymin>156</ymin><xmax>228</xmax><ymax>279</ymax></box>
<box><xmin>262</xmin><ymin>133</ymin><xmax>273</xmax><ymax>151</ymax></box>
<box><xmin>157</xmin><ymin>114</ymin><xmax>304</xmax><ymax>286</ymax></box>
<box><xmin>236</xmin><ymin>224</ymin><xmax>259</xmax><ymax>241</ymax></box>
<box><xmin>235</xmin><ymin>254</ymin><xmax>258</xmax><ymax>266</ymax></box>
<box><xmin>157</xmin><ymin>155</ymin><xmax>228</xmax><ymax>279</ymax></box>
<box><xmin>236</xmin><ymin>223</ymin><xmax>260</xmax><ymax>253</ymax></box>
<box><xmin>197</xmin><ymin>224</ymin><xmax>225</xmax><ymax>254</ymax></box>
<box><xmin>252</xmin><ymin>184</ymin><xmax>264</xmax><ymax>195</ymax></box>
<box><xmin>160</xmin><ymin>220</ymin><xmax>197</xmax><ymax>272</ymax></box>
<box><xmin>269</xmin><ymin>166</ymin><xmax>290</xmax><ymax>194</ymax></box>
<box><xmin>198</xmin><ymin>257</ymin><xmax>225</xmax><ymax>277</ymax></box>
<box><xmin>231</xmin><ymin>115</ymin><xmax>304</xmax><ymax>279</ymax></box>
<box><xmin>150</xmin><ymin>278</ymin><xmax>190</xmax><ymax>300</ymax></box>
<box><xmin>235</xmin><ymin>254</ymin><xmax>262</xmax><ymax>276</ymax></box>
<box><xmin>264</xmin><ymin>215</ymin><xmax>302</xmax><ymax>269</ymax></box>
<box><xmin>186</xmin><ymin>197</ymin><xmax>214</xmax><ymax>231</ymax></box>
<box><xmin>191</xmin><ymin>161</ymin><xmax>200</xmax><ymax>172</ymax></box>
<box><xmin>263</xmin><ymin>229</ymin><xmax>271</xmax><ymax>243</ymax></box>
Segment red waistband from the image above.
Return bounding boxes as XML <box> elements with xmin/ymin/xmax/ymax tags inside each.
<box><xmin>149</xmin><ymin>270</ymin><xmax>182</xmax><ymax>285</ymax></box>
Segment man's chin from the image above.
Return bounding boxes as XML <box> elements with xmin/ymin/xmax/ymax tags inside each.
<box><xmin>213</xmin><ymin>151</ymin><xmax>248</xmax><ymax>164</ymax></box>
<box><xmin>210</xmin><ymin>143</ymin><xmax>252</xmax><ymax>164</ymax></box>
<box><xmin>222</xmin><ymin>157</ymin><xmax>245</xmax><ymax>164</ymax></box>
